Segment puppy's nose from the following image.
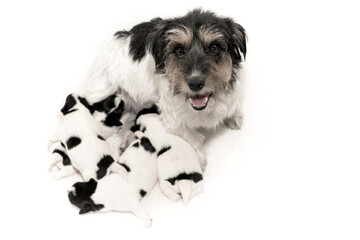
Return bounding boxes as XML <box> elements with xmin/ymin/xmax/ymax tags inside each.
<box><xmin>188</xmin><ymin>77</ymin><xmax>205</xmax><ymax>92</ymax></box>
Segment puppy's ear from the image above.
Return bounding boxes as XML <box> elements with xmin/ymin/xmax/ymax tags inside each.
<box><xmin>225</xmin><ymin>19</ymin><xmax>247</xmax><ymax>64</ymax></box>
<box><xmin>61</xmin><ymin>94</ymin><xmax>77</xmax><ymax>115</ymax></box>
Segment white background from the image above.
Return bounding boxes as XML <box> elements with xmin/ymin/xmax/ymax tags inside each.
<box><xmin>0</xmin><ymin>0</ymin><xmax>359</xmax><ymax>239</ymax></box>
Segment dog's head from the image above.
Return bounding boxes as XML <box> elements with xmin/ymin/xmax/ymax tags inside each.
<box><xmin>150</xmin><ymin>9</ymin><xmax>247</xmax><ymax>111</ymax></box>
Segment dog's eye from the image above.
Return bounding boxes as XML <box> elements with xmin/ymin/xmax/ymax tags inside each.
<box><xmin>208</xmin><ymin>44</ymin><xmax>220</xmax><ymax>54</ymax></box>
<box><xmin>175</xmin><ymin>46</ymin><xmax>185</xmax><ymax>56</ymax></box>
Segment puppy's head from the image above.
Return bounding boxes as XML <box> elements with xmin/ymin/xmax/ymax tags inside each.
<box><xmin>68</xmin><ymin>179</ymin><xmax>103</xmax><ymax>214</ymax></box>
<box><xmin>131</xmin><ymin>104</ymin><xmax>163</xmax><ymax>133</ymax></box>
<box><xmin>92</xmin><ymin>94</ymin><xmax>125</xmax><ymax>128</ymax></box>
<box><xmin>150</xmin><ymin>9</ymin><xmax>247</xmax><ymax>111</ymax></box>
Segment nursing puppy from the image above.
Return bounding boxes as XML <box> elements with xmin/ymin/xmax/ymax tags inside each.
<box><xmin>133</xmin><ymin>105</ymin><xmax>204</xmax><ymax>205</ymax></box>
<box><xmin>49</xmin><ymin>94</ymin><xmax>128</xmax><ymax>181</ymax></box>
<box><xmin>82</xmin><ymin>9</ymin><xmax>247</xmax><ymax>169</ymax></box>
<box><xmin>117</xmin><ymin>131</ymin><xmax>158</xmax><ymax>198</ymax></box>
<box><xmin>68</xmin><ymin>177</ymin><xmax>152</xmax><ymax>227</ymax></box>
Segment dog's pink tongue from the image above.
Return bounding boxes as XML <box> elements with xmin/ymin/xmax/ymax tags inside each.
<box><xmin>190</xmin><ymin>95</ymin><xmax>207</xmax><ymax>107</ymax></box>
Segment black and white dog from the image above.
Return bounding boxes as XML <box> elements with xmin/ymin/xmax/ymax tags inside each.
<box><xmin>81</xmin><ymin>9</ymin><xmax>247</xmax><ymax>169</ymax></box>
<box><xmin>48</xmin><ymin>94</ymin><xmax>129</xmax><ymax>181</ymax></box>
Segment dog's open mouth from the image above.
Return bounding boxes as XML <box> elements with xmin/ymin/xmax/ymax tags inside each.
<box><xmin>189</xmin><ymin>93</ymin><xmax>212</xmax><ymax>111</ymax></box>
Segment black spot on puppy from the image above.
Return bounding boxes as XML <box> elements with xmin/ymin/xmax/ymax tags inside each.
<box><xmin>66</xmin><ymin>137</ymin><xmax>81</xmax><ymax>150</ymax></box>
<box><xmin>96</xmin><ymin>155</ymin><xmax>114</xmax><ymax>180</ymax></box>
<box><xmin>92</xmin><ymin>94</ymin><xmax>118</xmax><ymax>114</ymax></box>
<box><xmin>132</xmin><ymin>142</ymin><xmax>139</xmax><ymax>148</ymax></box>
<box><xmin>140</xmin><ymin>137</ymin><xmax>156</xmax><ymax>153</ymax></box>
<box><xmin>117</xmin><ymin>162</ymin><xmax>131</xmax><ymax>172</ymax></box>
<box><xmin>139</xmin><ymin>189</ymin><xmax>147</xmax><ymax>197</ymax></box>
<box><xmin>68</xmin><ymin>178</ymin><xmax>104</xmax><ymax>215</ymax></box>
<box><xmin>61</xmin><ymin>94</ymin><xmax>77</xmax><ymax>115</ymax></box>
<box><xmin>52</xmin><ymin>149</ymin><xmax>71</xmax><ymax>166</ymax></box>
<box><xmin>103</xmin><ymin>101</ymin><xmax>125</xmax><ymax>127</ymax></box>
<box><xmin>166</xmin><ymin>172</ymin><xmax>203</xmax><ymax>185</ymax></box>
<box><xmin>135</xmin><ymin>104</ymin><xmax>160</xmax><ymax>123</ymax></box>
<box><xmin>97</xmin><ymin>135</ymin><xmax>106</xmax><ymax>141</ymax></box>
<box><xmin>130</xmin><ymin>125</ymin><xmax>140</xmax><ymax>132</ymax></box>
<box><xmin>157</xmin><ymin>146</ymin><xmax>171</xmax><ymax>157</ymax></box>
<box><xmin>61</xmin><ymin>142</ymin><xmax>65</xmax><ymax>148</ymax></box>
<box><xmin>78</xmin><ymin>96</ymin><xmax>95</xmax><ymax>114</ymax></box>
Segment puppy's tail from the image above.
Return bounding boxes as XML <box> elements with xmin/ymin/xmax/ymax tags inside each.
<box><xmin>178</xmin><ymin>180</ymin><xmax>192</xmax><ymax>205</ymax></box>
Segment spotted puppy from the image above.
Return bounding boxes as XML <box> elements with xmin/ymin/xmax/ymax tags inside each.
<box><xmin>68</xmin><ymin>177</ymin><xmax>152</xmax><ymax>227</ymax></box>
<box><xmin>133</xmin><ymin>105</ymin><xmax>204</xmax><ymax>205</ymax></box>
<box><xmin>117</xmin><ymin>130</ymin><xmax>158</xmax><ymax>198</ymax></box>
<box><xmin>48</xmin><ymin>93</ymin><xmax>128</xmax><ymax>181</ymax></box>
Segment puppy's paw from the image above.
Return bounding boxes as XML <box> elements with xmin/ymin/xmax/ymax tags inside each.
<box><xmin>160</xmin><ymin>182</ymin><xmax>181</xmax><ymax>202</ymax></box>
<box><xmin>143</xmin><ymin>218</ymin><xmax>153</xmax><ymax>228</ymax></box>
<box><xmin>224</xmin><ymin>114</ymin><xmax>243</xmax><ymax>130</ymax></box>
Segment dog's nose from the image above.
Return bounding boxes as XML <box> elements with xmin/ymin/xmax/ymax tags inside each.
<box><xmin>188</xmin><ymin>77</ymin><xmax>205</xmax><ymax>92</ymax></box>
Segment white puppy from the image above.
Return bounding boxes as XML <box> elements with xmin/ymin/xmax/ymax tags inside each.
<box><xmin>49</xmin><ymin>93</ymin><xmax>127</xmax><ymax>181</ymax></box>
<box><xmin>68</xmin><ymin>177</ymin><xmax>152</xmax><ymax>227</ymax></box>
<box><xmin>117</xmin><ymin>131</ymin><xmax>158</xmax><ymax>198</ymax></box>
<box><xmin>134</xmin><ymin>105</ymin><xmax>204</xmax><ymax>205</ymax></box>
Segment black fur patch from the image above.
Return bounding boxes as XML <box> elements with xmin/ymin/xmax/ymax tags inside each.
<box><xmin>96</xmin><ymin>155</ymin><xmax>114</xmax><ymax>180</ymax></box>
<box><xmin>132</xmin><ymin>142</ymin><xmax>139</xmax><ymax>148</ymax></box>
<box><xmin>166</xmin><ymin>172</ymin><xmax>203</xmax><ymax>185</ymax></box>
<box><xmin>61</xmin><ymin>142</ymin><xmax>65</xmax><ymax>148</ymax></box>
<box><xmin>135</xmin><ymin>104</ymin><xmax>160</xmax><ymax>123</ymax></box>
<box><xmin>140</xmin><ymin>137</ymin><xmax>156</xmax><ymax>153</ymax></box>
<box><xmin>103</xmin><ymin>100</ymin><xmax>124</xmax><ymax>127</ymax></box>
<box><xmin>114</xmin><ymin>18</ymin><xmax>163</xmax><ymax>62</ymax></box>
<box><xmin>61</xmin><ymin>94</ymin><xmax>77</xmax><ymax>115</ymax></box>
<box><xmin>66</xmin><ymin>137</ymin><xmax>81</xmax><ymax>150</ymax></box>
<box><xmin>117</xmin><ymin>162</ymin><xmax>131</xmax><ymax>172</ymax></box>
<box><xmin>78</xmin><ymin>96</ymin><xmax>95</xmax><ymax>114</ymax></box>
<box><xmin>139</xmin><ymin>189</ymin><xmax>147</xmax><ymax>197</ymax></box>
<box><xmin>97</xmin><ymin>135</ymin><xmax>106</xmax><ymax>141</ymax></box>
<box><xmin>68</xmin><ymin>178</ymin><xmax>104</xmax><ymax>215</ymax></box>
<box><xmin>130</xmin><ymin>124</ymin><xmax>140</xmax><ymax>132</ymax></box>
<box><xmin>92</xmin><ymin>94</ymin><xmax>118</xmax><ymax>114</ymax></box>
<box><xmin>157</xmin><ymin>146</ymin><xmax>171</xmax><ymax>157</ymax></box>
<box><xmin>52</xmin><ymin>149</ymin><xmax>71</xmax><ymax>166</ymax></box>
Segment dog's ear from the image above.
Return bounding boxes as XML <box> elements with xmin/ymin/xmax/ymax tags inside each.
<box><xmin>224</xmin><ymin>19</ymin><xmax>247</xmax><ymax>64</ymax></box>
<box><xmin>148</xmin><ymin>20</ymin><xmax>168</xmax><ymax>73</ymax></box>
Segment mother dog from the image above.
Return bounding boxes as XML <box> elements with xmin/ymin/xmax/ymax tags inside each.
<box><xmin>82</xmin><ymin>9</ymin><xmax>247</xmax><ymax>168</ymax></box>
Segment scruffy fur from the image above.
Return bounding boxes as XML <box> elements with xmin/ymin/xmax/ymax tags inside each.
<box><xmin>82</xmin><ymin>9</ymin><xmax>247</xmax><ymax>168</ymax></box>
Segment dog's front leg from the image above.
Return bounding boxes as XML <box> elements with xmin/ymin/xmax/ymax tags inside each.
<box><xmin>223</xmin><ymin>110</ymin><xmax>243</xmax><ymax>130</ymax></box>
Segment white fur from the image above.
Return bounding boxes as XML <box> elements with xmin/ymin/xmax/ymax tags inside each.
<box><xmin>90</xmin><ymin>174</ymin><xmax>153</xmax><ymax>227</ymax></box>
<box><xmin>49</xmin><ymin>94</ymin><xmax>127</xmax><ymax>181</ymax></box>
<box><xmin>136</xmin><ymin>113</ymin><xmax>204</xmax><ymax>205</ymax></box>
<box><xmin>81</xmin><ymin>36</ymin><xmax>160</xmax><ymax>107</ymax></box>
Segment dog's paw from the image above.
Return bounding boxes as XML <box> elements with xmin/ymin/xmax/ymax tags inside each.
<box><xmin>224</xmin><ymin>114</ymin><xmax>243</xmax><ymax>130</ymax></box>
<box><xmin>196</xmin><ymin>147</ymin><xmax>207</xmax><ymax>171</ymax></box>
